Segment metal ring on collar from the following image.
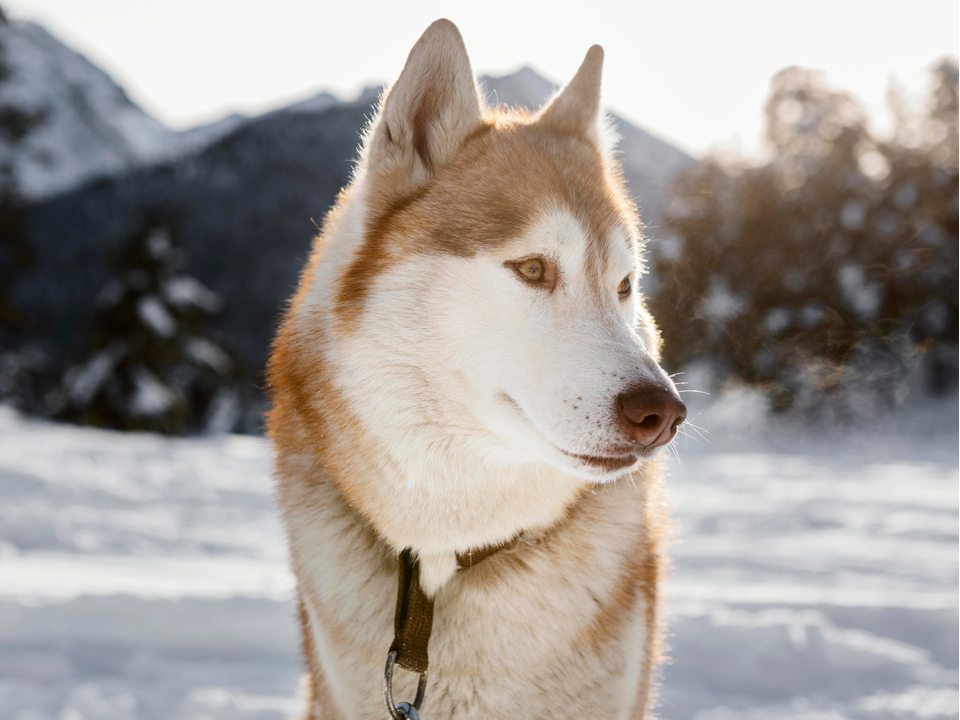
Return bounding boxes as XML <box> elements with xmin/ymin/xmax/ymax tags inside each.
<box><xmin>383</xmin><ymin>650</ymin><xmax>427</xmax><ymax>720</ymax></box>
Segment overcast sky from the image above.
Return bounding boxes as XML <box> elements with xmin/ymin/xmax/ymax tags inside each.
<box><xmin>6</xmin><ymin>0</ymin><xmax>958</xmax><ymax>157</ymax></box>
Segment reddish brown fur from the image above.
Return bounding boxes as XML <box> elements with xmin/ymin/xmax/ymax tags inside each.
<box><xmin>268</xmin><ymin>234</ymin><xmax>401</xmax><ymax>535</ymax></box>
<box><xmin>335</xmin><ymin>111</ymin><xmax>637</xmax><ymax>333</ymax></box>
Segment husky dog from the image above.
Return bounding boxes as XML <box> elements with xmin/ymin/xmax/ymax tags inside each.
<box><xmin>268</xmin><ymin>18</ymin><xmax>685</xmax><ymax>719</ymax></box>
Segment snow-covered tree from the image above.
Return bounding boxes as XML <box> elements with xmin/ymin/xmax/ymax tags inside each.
<box><xmin>55</xmin><ymin>223</ymin><xmax>240</xmax><ymax>433</ymax></box>
<box><xmin>651</xmin><ymin>60</ymin><xmax>958</xmax><ymax>413</ymax></box>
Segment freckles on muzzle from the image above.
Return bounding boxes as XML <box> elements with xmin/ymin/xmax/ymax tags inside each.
<box><xmin>615</xmin><ymin>384</ymin><xmax>687</xmax><ymax>450</ymax></box>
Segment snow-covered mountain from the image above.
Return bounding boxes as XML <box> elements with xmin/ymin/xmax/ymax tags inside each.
<box><xmin>0</xmin><ymin>15</ymin><xmax>241</xmax><ymax>199</ymax></box>
<box><xmin>0</xmin><ymin>11</ymin><xmax>695</xmax><ymax>211</ymax></box>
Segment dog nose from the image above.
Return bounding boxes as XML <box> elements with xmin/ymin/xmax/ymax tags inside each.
<box><xmin>617</xmin><ymin>385</ymin><xmax>687</xmax><ymax>448</ymax></box>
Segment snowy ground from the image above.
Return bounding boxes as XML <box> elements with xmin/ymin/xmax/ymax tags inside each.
<box><xmin>0</xmin><ymin>405</ymin><xmax>956</xmax><ymax>720</ymax></box>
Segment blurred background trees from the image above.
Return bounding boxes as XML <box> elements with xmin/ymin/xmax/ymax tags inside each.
<box><xmin>0</xmin><ymin>4</ymin><xmax>955</xmax><ymax>435</ymax></box>
<box><xmin>0</xmin><ymin>22</ymin><xmax>42</xmax><ymax>331</ymax></box>
<box><xmin>0</xmin><ymin>26</ymin><xmax>48</xmax><ymax>412</ymax></box>
<box><xmin>51</xmin><ymin>223</ymin><xmax>241</xmax><ymax>434</ymax></box>
<box><xmin>651</xmin><ymin>60</ymin><xmax>958</xmax><ymax>416</ymax></box>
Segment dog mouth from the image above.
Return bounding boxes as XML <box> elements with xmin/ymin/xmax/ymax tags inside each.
<box><xmin>556</xmin><ymin>448</ymin><xmax>641</xmax><ymax>472</ymax></box>
<box><xmin>499</xmin><ymin>392</ymin><xmax>642</xmax><ymax>473</ymax></box>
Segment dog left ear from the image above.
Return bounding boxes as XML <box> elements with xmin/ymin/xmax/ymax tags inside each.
<box><xmin>363</xmin><ymin>19</ymin><xmax>483</xmax><ymax>200</ymax></box>
<box><xmin>536</xmin><ymin>45</ymin><xmax>604</xmax><ymax>141</ymax></box>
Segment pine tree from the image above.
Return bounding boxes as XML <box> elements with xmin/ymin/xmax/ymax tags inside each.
<box><xmin>55</xmin><ymin>223</ymin><xmax>240</xmax><ymax>433</ymax></box>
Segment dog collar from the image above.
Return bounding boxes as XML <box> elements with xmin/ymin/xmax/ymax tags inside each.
<box><xmin>383</xmin><ymin>540</ymin><xmax>514</xmax><ymax>719</ymax></box>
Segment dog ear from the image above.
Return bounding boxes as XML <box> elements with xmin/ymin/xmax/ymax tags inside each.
<box><xmin>536</xmin><ymin>45</ymin><xmax>604</xmax><ymax>141</ymax></box>
<box><xmin>364</xmin><ymin>19</ymin><xmax>482</xmax><ymax>196</ymax></box>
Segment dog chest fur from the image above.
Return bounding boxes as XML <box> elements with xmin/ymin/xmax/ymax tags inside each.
<box><xmin>275</xmin><ymin>445</ymin><xmax>663</xmax><ymax>719</ymax></box>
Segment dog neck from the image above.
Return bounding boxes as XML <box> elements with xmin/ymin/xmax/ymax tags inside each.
<box><xmin>308</xmin><ymin>387</ymin><xmax>587</xmax><ymax>593</ymax></box>
<box><xmin>271</xmin><ymin>326</ymin><xmax>589</xmax><ymax>596</ymax></box>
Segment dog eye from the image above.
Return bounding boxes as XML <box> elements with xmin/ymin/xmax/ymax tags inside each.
<box><xmin>516</xmin><ymin>258</ymin><xmax>545</xmax><ymax>283</ymax></box>
<box><xmin>618</xmin><ymin>275</ymin><xmax>632</xmax><ymax>298</ymax></box>
<box><xmin>507</xmin><ymin>257</ymin><xmax>557</xmax><ymax>291</ymax></box>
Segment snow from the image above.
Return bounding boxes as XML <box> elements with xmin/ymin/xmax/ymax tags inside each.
<box><xmin>839</xmin><ymin>263</ymin><xmax>882</xmax><ymax>320</ymax></box>
<box><xmin>64</xmin><ymin>346</ymin><xmax>123</xmax><ymax>407</ymax></box>
<box><xmin>660</xmin><ymin>449</ymin><xmax>957</xmax><ymax>719</ymax></box>
<box><xmin>202</xmin><ymin>389</ymin><xmax>242</xmax><ymax>436</ymax></box>
<box><xmin>162</xmin><ymin>277</ymin><xmax>224</xmax><ymax>315</ymax></box>
<box><xmin>135</xmin><ymin>296</ymin><xmax>177</xmax><ymax>339</ymax></box>
<box><xmin>702</xmin><ymin>278</ymin><xmax>745</xmax><ymax>321</ymax></box>
<box><xmin>129</xmin><ymin>367</ymin><xmax>175</xmax><ymax>418</ymax></box>
<box><xmin>184</xmin><ymin>337</ymin><xmax>234</xmax><ymax>376</ymax></box>
<box><xmin>764</xmin><ymin>307</ymin><xmax>793</xmax><ymax>335</ymax></box>
<box><xmin>0</xmin><ymin>405</ymin><xmax>956</xmax><ymax>720</ymax></box>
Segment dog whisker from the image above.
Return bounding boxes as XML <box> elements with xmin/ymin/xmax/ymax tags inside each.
<box><xmin>683</xmin><ymin>422</ymin><xmax>713</xmax><ymax>445</ymax></box>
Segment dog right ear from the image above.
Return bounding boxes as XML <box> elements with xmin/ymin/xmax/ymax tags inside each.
<box><xmin>363</xmin><ymin>19</ymin><xmax>483</xmax><ymax>202</ymax></box>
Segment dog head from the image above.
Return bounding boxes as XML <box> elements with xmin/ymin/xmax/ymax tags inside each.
<box><xmin>317</xmin><ymin>20</ymin><xmax>684</xmax><ymax>488</ymax></box>
<box><xmin>274</xmin><ymin>19</ymin><xmax>692</xmax><ymax>565</ymax></box>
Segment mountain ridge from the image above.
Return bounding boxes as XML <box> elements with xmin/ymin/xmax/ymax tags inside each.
<box><xmin>0</xmin><ymin>13</ymin><xmax>695</xmax><ymax>208</ymax></box>
<box><xmin>0</xmin><ymin>17</ymin><xmax>246</xmax><ymax>199</ymax></box>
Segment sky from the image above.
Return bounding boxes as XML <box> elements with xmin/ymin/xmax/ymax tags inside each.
<box><xmin>5</xmin><ymin>0</ymin><xmax>958</xmax><ymax>158</ymax></box>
